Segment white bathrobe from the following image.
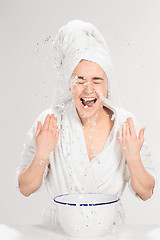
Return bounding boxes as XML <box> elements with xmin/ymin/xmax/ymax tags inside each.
<box><xmin>16</xmin><ymin>98</ymin><xmax>156</xmax><ymax>227</ymax></box>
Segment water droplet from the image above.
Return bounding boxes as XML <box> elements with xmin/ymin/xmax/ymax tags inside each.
<box><xmin>92</xmin><ymin>122</ymin><xmax>96</xmax><ymax>126</ymax></box>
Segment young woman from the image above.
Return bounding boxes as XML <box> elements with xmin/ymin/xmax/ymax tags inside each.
<box><xmin>16</xmin><ymin>19</ymin><xmax>155</xmax><ymax>226</ymax></box>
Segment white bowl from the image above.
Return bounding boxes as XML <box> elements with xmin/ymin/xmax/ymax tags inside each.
<box><xmin>53</xmin><ymin>193</ymin><xmax>120</xmax><ymax>238</ymax></box>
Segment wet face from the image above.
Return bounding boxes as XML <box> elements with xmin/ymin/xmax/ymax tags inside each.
<box><xmin>69</xmin><ymin>60</ymin><xmax>108</xmax><ymax>120</ymax></box>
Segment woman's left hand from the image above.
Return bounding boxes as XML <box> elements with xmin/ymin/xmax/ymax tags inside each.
<box><xmin>118</xmin><ymin>117</ymin><xmax>146</xmax><ymax>160</ymax></box>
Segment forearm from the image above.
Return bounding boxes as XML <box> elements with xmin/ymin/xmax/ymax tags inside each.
<box><xmin>126</xmin><ymin>154</ymin><xmax>155</xmax><ymax>201</ymax></box>
<box><xmin>18</xmin><ymin>151</ymin><xmax>49</xmax><ymax>197</ymax></box>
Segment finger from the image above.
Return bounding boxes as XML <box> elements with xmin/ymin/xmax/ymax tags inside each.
<box><xmin>56</xmin><ymin>130</ymin><xmax>59</xmax><ymax>139</ymax></box>
<box><xmin>125</xmin><ymin>121</ymin><xmax>130</xmax><ymax>137</ymax></box>
<box><xmin>118</xmin><ymin>128</ymin><xmax>125</xmax><ymax>151</ymax></box>
<box><xmin>138</xmin><ymin>127</ymin><xmax>145</xmax><ymax>144</ymax></box>
<box><xmin>34</xmin><ymin>122</ymin><xmax>39</xmax><ymax>138</ymax></box>
<box><xmin>127</xmin><ymin>117</ymin><xmax>136</xmax><ymax>136</ymax></box>
<box><xmin>122</xmin><ymin>124</ymin><xmax>127</xmax><ymax>150</ymax></box>
<box><xmin>126</xmin><ymin>118</ymin><xmax>131</xmax><ymax>135</ymax></box>
<box><xmin>35</xmin><ymin>121</ymin><xmax>42</xmax><ymax>138</ymax></box>
<box><xmin>53</xmin><ymin>117</ymin><xmax>58</xmax><ymax>129</ymax></box>
<box><xmin>48</xmin><ymin>114</ymin><xmax>57</xmax><ymax>131</ymax></box>
<box><xmin>122</xmin><ymin>122</ymin><xmax>127</xmax><ymax>142</ymax></box>
<box><xmin>43</xmin><ymin>114</ymin><xmax>51</xmax><ymax>131</ymax></box>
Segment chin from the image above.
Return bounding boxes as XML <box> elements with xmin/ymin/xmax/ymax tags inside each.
<box><xmin>76</xmin><ymin>101</ymin><xmax>102</xmax><ymax>119</ymax></box>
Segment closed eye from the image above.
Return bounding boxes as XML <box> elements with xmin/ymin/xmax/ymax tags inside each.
<box><xmin>78</xmin><ymin>81</ymin><xmax>86</xmax><ymax>84</ymax></box>
<box><xmin>93</xmin><ymin>80</ymin><xmax>103</xmax><ymax>84</ymax></box>
<box><xmin>77</xmin><ymin>76</ymin><xmax>86</xmax><ymax>84</ymax></box>
<box><xmin>78</xmin><ymin>81</ymin><xmax>102</xmax><ymax>85</ymax></box>
<box><xmin>76</xmin><ymin>76</ymin><xmax>103</xmax><ymax>84</ymax></box>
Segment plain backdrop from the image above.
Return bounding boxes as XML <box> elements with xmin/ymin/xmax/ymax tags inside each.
<box><xmin>0</xmin><ymin>0</ymin><xmax>160</xmax><ymax>225</ymax></box>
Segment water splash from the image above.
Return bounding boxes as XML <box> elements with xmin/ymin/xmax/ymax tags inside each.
<box><xmin>95</xmin><ymin>89</ymin><xmax>105</xmax><ymax>102</ymax></box>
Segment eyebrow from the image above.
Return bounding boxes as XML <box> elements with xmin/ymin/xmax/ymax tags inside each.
<box><xmin>77</xmin><ymin>76</ymin><xmax>104</xmax><ymax>80</ymax></box>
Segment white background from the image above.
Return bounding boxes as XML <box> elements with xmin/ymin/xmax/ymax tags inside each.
<box><xmin>0</xmin><ymin>0</ymin><xmax>160</xmax><ymax>224</ymax></box>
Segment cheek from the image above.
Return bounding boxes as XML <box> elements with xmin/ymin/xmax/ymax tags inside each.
<box><xmin>101</xmin><ymin>82</ymin><xmax>108</xmax><ymax>95</ymax></box>
<box><xmin>71</xmin><ymin>86</ymin><xmax>82</xmax><ymax>99</ymax></box>
<box><xmin>95</xmin><ymin>84</ymin><xmax>107</xmax><ymax>95</ymax></box>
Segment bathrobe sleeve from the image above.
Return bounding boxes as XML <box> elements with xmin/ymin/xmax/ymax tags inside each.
<box><xmin>123</xmin><ymin>112</ymin><xmax>156</xmax><ymax>201</ymax></box>
<box><xmin>15</xmin><ymin>108</ymin><xmax>52</xmax><ymax>190</ymax></box>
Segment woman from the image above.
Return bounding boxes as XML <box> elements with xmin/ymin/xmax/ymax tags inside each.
<box><xmin>16</xmin><ymin>20</ymin><xmax>156</xmax><ymax>226</ymax></box>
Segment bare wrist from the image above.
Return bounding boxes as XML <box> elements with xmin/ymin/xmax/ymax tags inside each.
<box><xmin>126</xmin><ymin>153</ymin><xmax>141</xmax><ymax>163</ymax></box>
<box><xmin>35</xmin><ymin>151</ymin><xmax>49</xmax><ymax>162</ymax></box>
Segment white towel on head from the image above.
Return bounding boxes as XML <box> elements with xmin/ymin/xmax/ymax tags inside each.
<box><xmin>51</xmin><ymin>19</ymin><xmax>121</xmax><ymax>112</ymax></box>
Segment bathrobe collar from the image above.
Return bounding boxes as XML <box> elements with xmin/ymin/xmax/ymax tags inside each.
<box><xmin>61</xmin><ymin>98</ymin><xmax>122</xmax><ymax>193</ymax></box>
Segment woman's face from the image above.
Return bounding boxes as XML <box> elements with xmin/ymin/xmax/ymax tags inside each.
<box><xmin>69</xmin><ymin>60</ymin><xmax>108</xmax><ymax>119</ymax></box>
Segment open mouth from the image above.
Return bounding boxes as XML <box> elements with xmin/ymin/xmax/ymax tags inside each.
<box><xmin>80</xmin><ymin>97</ymin><xmax>97</xmax><ymax>108</ymax></box>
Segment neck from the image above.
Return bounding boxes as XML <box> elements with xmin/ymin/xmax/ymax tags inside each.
<box><xmin>77</xmin><ymin>106</ymin><xmax>111</xmax><ymax>128</ymax></box>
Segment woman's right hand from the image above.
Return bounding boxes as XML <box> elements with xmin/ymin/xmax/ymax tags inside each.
<box><xmin>34</xmin><ymin>114</ymin><xmax>59</xmax><ymax>158</ymax></box>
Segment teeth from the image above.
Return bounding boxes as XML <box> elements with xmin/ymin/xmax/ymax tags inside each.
<box><xmin>81</xmin><ymin>98</ymin><xmax>96</xmax><ymax>102</ymax></box>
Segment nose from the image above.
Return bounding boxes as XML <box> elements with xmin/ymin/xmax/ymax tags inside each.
<box><xmin>83</xmin><ymin>82</ymin><xmax>95</xmax><ymax>94</ymax></box>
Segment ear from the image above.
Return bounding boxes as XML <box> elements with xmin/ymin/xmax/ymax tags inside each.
<box><xmin>69</xmin><ymin>87</ymin><xmax>71</xmax><ymax>92</ymax></box>
<box><xmin>105</xmin><ymin>89</ymin><xmax>108</xmax><ymax>98</ymax></box>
